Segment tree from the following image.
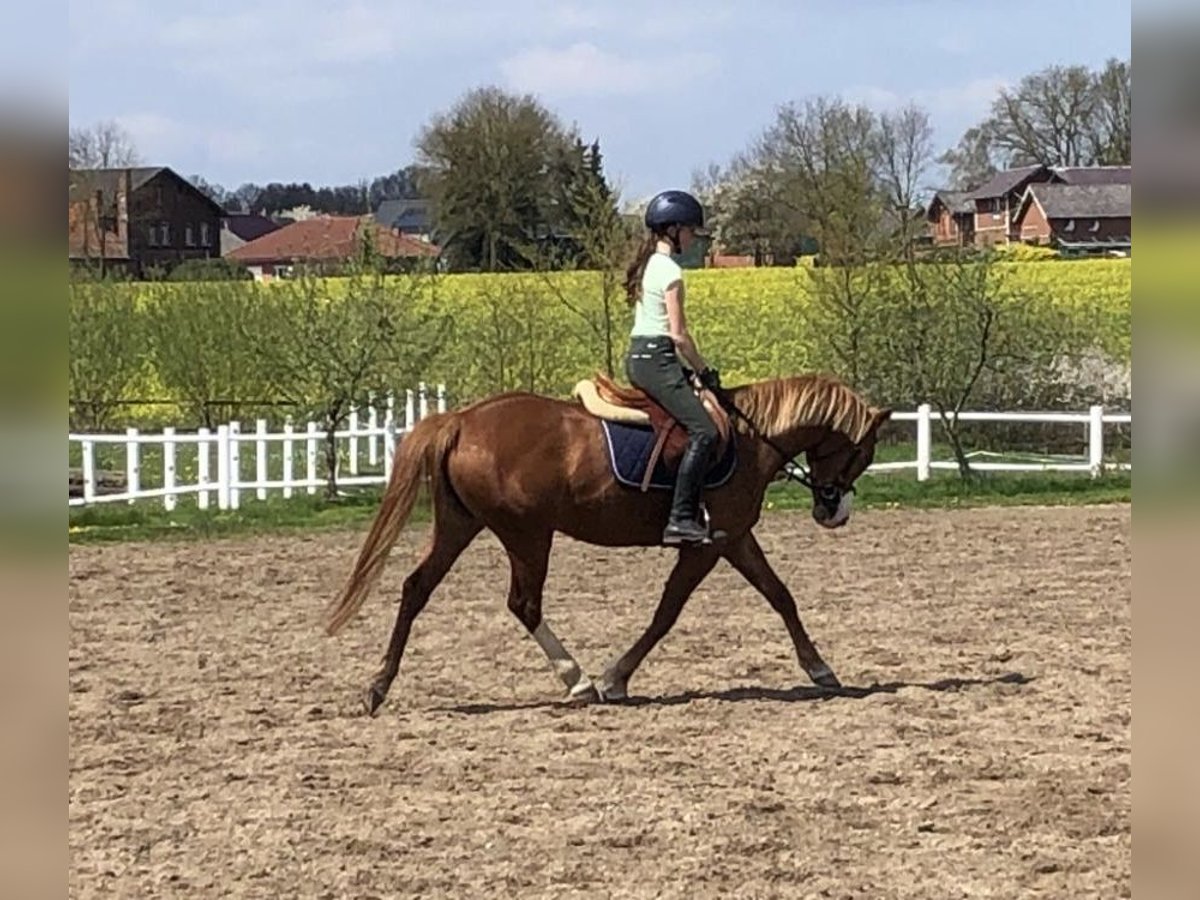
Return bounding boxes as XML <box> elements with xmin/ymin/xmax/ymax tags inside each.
<box><xmin>414</xmin><ymin>86</ymin><xmax>583</xmax><ymax>272</ymax></box>
<box><xmin>68</xmin><ymin>278</ymin><xmax>148</xmax><ymax>431</ymax></box>
<box><xmin>143</xmin><ymin>280</ymin><xmax>273</xmax><ymax>428</ymax></box>
<box><xmin>939</xmin><ymin>59</ymin><xmax>1132</xmax><ymax>187</ymax></box>
<box><xmin>873</xmin><ymin>104</ymin><xmax>936</xmax><ymax>258</ymax></box>
<box><xmin>752</xmin><ymin>96</ymin><xmax>888</xmax><ymax>266</ymax></box>
<box><xmin>249</xmin><ymin>259</ymin><xmax>449</xmax><ymax>498</ymax></box>
<box><xmin>189</xmin><ymin>175</ymin><xmax>231</xmax><ymax>209</ymax></box>
<box><xmin>534</xmin><ymin>150</ymin><xmax>638</xmax><ymax>376</ymax></box>
<box><xmin>68</xmin><ymin>120</ymin><xmax>140</xmax><ymax>170</ymax></box>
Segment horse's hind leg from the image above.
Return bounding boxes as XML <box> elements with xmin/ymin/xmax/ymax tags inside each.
<box><xmin>366</xmin><ymin>504</ymin><xmax>481</xmax><ymax>716</ymax></box>
<box><xmin>500</xmin><ymin>529</ymin><xmax>598</xmax><ymax>703</ymax></box>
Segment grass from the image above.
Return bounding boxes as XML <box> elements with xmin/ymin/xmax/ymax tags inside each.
<box><xmin>68</xmin><ymin>469</ymin><xmax>1131</xmax><ymax>545</ymax></box>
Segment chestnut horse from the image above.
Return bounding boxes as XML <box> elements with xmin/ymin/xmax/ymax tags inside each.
<box><xmin>324</xmin><ymin>373</ymin><xmax>891</xmax><ymax>715</ymax></box>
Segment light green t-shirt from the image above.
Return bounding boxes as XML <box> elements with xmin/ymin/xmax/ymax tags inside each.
<box><xmin>630</xmin><ymin>252</ymin><xmax>683</xmax><ymax>337</ymax></box>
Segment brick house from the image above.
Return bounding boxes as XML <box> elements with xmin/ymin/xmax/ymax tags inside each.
<box><xmin>965</xmin><ymin>165</ymin><xmax>1056</xmax><ymax>247</ymax></box>
<box><xmin>926</xmin><ymin>190</ymin><xmax>976</xmax><ymax>247</ymax></box>
<box><xmin>225</xmin><ymin>215</ymin><xmax>441</xmax><ymax>280</ymax></box>
<box><xmin>928</xmin><ymin>164</ymin><xmax>1133</xmax><ymax>248</ymax></box>
<box><xmin>68</xmin><ymin>166</ymin><xmax>225</xmax><ymax>276</ymax></box>
<box><xmin>1012</xmin><ymin>183</ymin><xmax>1131</xmax><ymax>255</ymax></box>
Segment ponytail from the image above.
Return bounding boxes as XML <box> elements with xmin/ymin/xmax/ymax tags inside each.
<box><xmin>623</xmin><ymin>234</ymin><xmax>658</xmax><ymax>306</ymax></box>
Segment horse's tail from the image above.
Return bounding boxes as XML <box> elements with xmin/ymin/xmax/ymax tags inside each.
<box><xmin>323</xmin><ymin>411</ymin><xmax>459</xmax><ymax>636</ymax></box>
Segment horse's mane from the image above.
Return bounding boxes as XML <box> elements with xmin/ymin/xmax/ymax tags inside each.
<box><xmin>730</xmin><ymin>374</ymin><xmax>877</xmax><ymax>444</ymax></box>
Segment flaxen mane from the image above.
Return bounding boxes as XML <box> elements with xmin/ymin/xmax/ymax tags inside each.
<box><xmin>731</xmin><ymin>374</ymin><xmax>877</xmax><ymax>444</ymax></box>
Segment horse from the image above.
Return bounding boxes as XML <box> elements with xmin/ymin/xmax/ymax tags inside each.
<box><xmin>323</xmin><ymin>372</ymin><xmax>892</xmax><ymax>715</ymax></box>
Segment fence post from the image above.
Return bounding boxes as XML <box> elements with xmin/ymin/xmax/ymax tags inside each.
<box><xmin>306</xmin><ymin>422</ymin><xmax>318</xmax><ymax>496</ymax></box>
<box><xmin>916</xmin><ymin>404</ymin><xmax>932</xmax><ymax>482</ymax></box>
<box><xmin>406</xmin><ymin>389</ymin><xmax>415</xmax><ymax>428</ymax></box>
<box><xmin>437</xmin><ymin>383</ymin><xmax>447</xmax><ymax>413</ymax></box>
<box><xmin>163</xmin><ymin>427</ymin><xmax>177</xmax><ymax>512</ymax></box>
<box><xmin>229</xmin><ymin>420</ymin><xmax>241</xmax><ymax>510</ymax></box>
<box><xmin>125</xmin><ymin>427</ymin><xmax>140</xmax><ymax>504</ymax></box>
<box><xmin>282</xmin><ymin>418</ymin><xmax>294</xmax><ymax>499</ymax></box>
<box><xmin>255</xmin><ymin>418</ymin><xmax>268</xmax><ymax>500</ymax></box>
<box><xmin>367</xmin><ymin>398</ymin><xmax>379</xmax><ymax>467</ymax></box>
<box><xmin>81</xmin><ymin>439</ymin><xmax>95</xmax><ymax>504</ymax></box>
<box><xmin>348</xmin><ymin>407</ymin><xmax>360</xmax><ymax>477</ymax></box>
<box><xmin>216</xmin><ymin>425</ymin><xmax>230</xmax><ymax>510</ymax></box>
<box><xmin>419</xmin><ymin>382</ymin><xmax>429</xmax><ymax>420</ymax></box>
<box><xmin>384</xmin><ymin>415</ymin><xmax>398</xmax><ymax>482</ymax></box>
<box><xmin>197</xmin><ymin>427</ymin><xmax>211</xmax><ymax>510</ymax></box>
<box><xmin>1088</xmin><ymin>405</ymin><xmax>1105</xmax><ymax>478</ymax></box>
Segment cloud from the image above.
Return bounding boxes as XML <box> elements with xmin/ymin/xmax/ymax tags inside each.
<box><xmin>500</xmin><ymin>42</ymin><xmax>719</xmax><ymax>99</ymax></box>
<box><xmin>111</xmin><ymin>112</ymin><xmax>264</xmax><ymax>168</ymax></box>
<box><xmin>844</xmin><ymin>77</ymin><xmax>1010</xmax><ymax>118</ymax></box>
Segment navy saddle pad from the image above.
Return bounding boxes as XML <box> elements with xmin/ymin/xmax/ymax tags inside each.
<box><xmin>600</xmin><ymin>420</ymin><xmax>737</xmax><ymax>491</ymax></box>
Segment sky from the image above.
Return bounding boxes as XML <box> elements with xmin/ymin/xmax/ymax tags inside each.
<box><xmin>67</xmin><ymin>0</ymin><xmax>1131</xmax><ymax>204</ymax></box>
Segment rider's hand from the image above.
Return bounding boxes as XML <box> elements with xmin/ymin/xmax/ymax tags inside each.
<box><xmin>699</xmin><ymin>367</ymin><xmax>721</xmax><ymax>390</ymax></box>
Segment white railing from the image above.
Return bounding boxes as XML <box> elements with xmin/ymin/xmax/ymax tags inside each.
<box><xmin>67</xmin><ymin>397</ymin><xmax>1131</xmax><ymax>510</ymax></box>
<box><xmin>872</xmin><ymin>404</ymin><xmax>1131</xmax><ymax>481</ymax></box>
<box><xmin>68</xmin><ymin>383</ymin><xmax>447</xmax><ymax>510</ymax></box>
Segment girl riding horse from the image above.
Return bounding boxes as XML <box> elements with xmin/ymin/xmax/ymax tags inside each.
<box><xmin>623</xmin><ymin>189</ymin><xmax>721</xmax><ymax>545</ymax></box>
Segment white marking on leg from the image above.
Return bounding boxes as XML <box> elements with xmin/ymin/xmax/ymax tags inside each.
<box><xmin>533</xmin><ymin>621</ymin><xmax>594</xmax><ymax>695</ymax></box>
<box><xmin>810</xmin><ymin>663</ymin><xmax>834</xmax><ymax>682</ymax></box>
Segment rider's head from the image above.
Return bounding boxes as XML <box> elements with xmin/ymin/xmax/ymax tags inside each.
<box><xmin>644</xmin><ymin>189</ymin><xmax>705</xmax><ymax>254</ymax></box>
<box><xmin>624</xmin><ymin>189</ymin><xmax>707</xmax><ymax>304</ymax></box>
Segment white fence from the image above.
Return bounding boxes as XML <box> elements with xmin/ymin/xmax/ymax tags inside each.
<box><xmin>68</xmin><ymin>384</ymin><xmax>447</xmax><ymax>510</ymax></box>
<box><xmin>878</xmin><ymin>404</ymin><xmax>1132</xmax><ymax>481</ymax></box>
<box><xmin>68</xmin><ymin>397</ymin><xmax>1131</xmax><ymax>510</ymax></box>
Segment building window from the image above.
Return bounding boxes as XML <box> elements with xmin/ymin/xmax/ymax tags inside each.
<box><xmin>160</xmin><ymin>223</ymin><xmax>171</xmax><ymax>245</ymax></box>
<box><xmin>185</xmin><ymin>224</ymin><xmax>195</xmax><ymax>246</ymax></box>
<box><xmin>1090</xmin><ymin>220</ymin><xmax>1101</xmax><ymax>232</ymax></box>
<box><xmin>147</xmin><ymin>225</ymin><xmax>158</xmax><ymax>246</ymax></box>
<box><xmin>1064</xmin><ymin>219</ymin><xmax>1075</xmax><ymax>232</ymax></box>
<box><xmin>200</xmin><ymin>222</ymin><xmax>211</xmax><ymax>246</ymax></box>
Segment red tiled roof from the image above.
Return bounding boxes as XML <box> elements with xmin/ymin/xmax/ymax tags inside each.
<box><xmin>227</xmin><ymin>215</ymin><xmax>439</xmax><ymax>264</ymax></box>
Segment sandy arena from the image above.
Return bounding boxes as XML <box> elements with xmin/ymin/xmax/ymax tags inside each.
<box><xmin>69</xmin><ymin>504</ymin><xmax>1130</xmax><ymax>898</ymax></box>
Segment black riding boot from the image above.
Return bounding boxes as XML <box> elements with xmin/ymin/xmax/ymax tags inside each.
<box><xmin>663</xmin><ymin>433</ymin><xmax>714</xmax><ymax>545</ymax></box>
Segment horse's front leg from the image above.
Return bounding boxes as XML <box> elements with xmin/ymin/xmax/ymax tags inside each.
<box><xmin>597</xmin><ymin>546</ymin><xmax>720</xmax><ymax>700</ymax></box>
<box><xmin>722</xmin><ymin>532</ymin><xmax>842</xmax><ymax>689</ymax></box>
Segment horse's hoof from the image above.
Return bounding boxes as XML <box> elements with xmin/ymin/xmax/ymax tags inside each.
<box><xmin>566</xmin><ymin>681</ymin><xmax>601</xmax><ymax>705</ymax></box>
<box><xmin>810</xmin><ymin>667</ymin><xmax>842</xmax><ymax>690</ymax></box>
<box><xmin>364</xmin><ymin>684</ymin><xmax>388</xmax><ymax>717</ymax></box>
<box><xmin>596</xmin><ymin>679</ymin><xmax>628</xmax><ymax>702</ymax></box>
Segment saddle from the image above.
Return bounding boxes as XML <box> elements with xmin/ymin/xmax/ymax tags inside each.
<box><xmin>572</xmin><ymin>372</ymin><xmax>732</xmax><ymax>492</ymax></box>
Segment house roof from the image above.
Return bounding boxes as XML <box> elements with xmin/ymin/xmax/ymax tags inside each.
<box><xmin>221</xmin><ymin>212</ymin><xmax>281</xmax><ymax>243</ymax></box>
<box><xmin>226</xmin><ymin>215</ymin><xmax>440</xmax><ymax>264</ymax></box>
<box><xmin>1022</xmin><ymin>183</ymin><xmax>1132</xmax><ymax>220</ymax></box>
<box><xmin>968</xmin><ymin>164</ymin><xmax>1049</xmax><ymax>201</ymax></box>
<box><xmin>68</xmin><ymin>166</ymin><xmax>225</xmax><ymax>215</ymax></box>
<box><xmin>1052</xmin><ymin>165</ymin><xmax>1132</xmax><ymax>186</ymax></box>
<box><xmin>928</xmin><ymin>189</ymin><xmax>974</xmax><ymax>217</ymax></box>
<box><xmin>374</xmin><ymin>198</ymin><xmax>431</xmax><ymax>231</ymax></box>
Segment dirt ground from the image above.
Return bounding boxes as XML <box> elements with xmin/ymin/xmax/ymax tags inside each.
<box><xmin>69</xmin><ymin>504</ymin><xmax>1130</xmax><ymax>899</ymax></box>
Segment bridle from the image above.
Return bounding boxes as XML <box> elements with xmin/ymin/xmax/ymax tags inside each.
<box><xmin>709</xmin><ymin>385</ymin><xmax>862</xmax><ymax>502</ymax></box>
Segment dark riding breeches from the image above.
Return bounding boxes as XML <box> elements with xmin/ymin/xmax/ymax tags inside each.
<box><xmin>624</xmin><ymin>336</ymin><xmax>718</xmax><ymax>446</ymax></box>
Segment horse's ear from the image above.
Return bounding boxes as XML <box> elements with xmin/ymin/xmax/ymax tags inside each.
<box><xmin>870</xmin><ymin>407</ymin><xmax>893</xmax><ymax>432</ymax></box>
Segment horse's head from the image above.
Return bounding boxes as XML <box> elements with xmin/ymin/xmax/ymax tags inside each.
<box><xmin>803</xmin><ymin>406</ymin><xmax>892</xmax><ymax>529</ymax></box>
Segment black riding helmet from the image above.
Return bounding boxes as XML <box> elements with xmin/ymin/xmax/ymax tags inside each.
<box><xmin>644</xmin><ymin>190</ymin><xmax>705</xmax><ymax>231</ymax></box>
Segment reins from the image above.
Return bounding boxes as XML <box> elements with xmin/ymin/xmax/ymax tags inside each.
<box><xmin>707</xmin><ymin>385</ymin><xmax>820</xmax><ymax>492</ymax></box>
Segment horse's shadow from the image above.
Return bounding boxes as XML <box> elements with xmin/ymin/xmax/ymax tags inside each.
<box><xmin>433</xmin><ymin>671</ymin><xmax>1032</xmax><ymax>716</ymax></box>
